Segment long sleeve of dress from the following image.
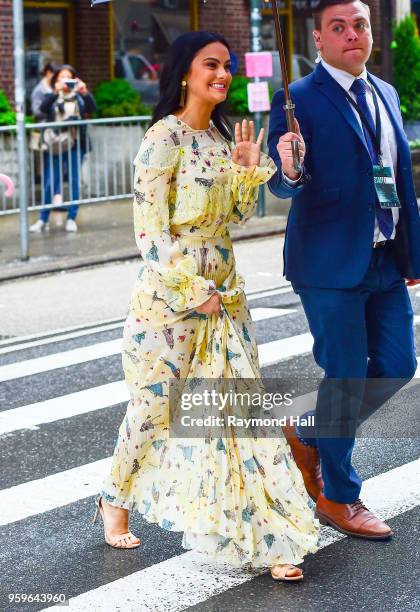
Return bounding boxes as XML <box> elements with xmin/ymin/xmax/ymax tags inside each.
<box><xmin>229</xmin><ymin>151</ymin><xmax>277</xmax><ymax>225</ymax></box>
<box><xmin>133</xmin><ymin>124</ymin><xmax>217</xmax><ymax>312</ymax></box>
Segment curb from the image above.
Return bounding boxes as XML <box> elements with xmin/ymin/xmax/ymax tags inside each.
<box><xmin>0</xmin><ymin>226</ymin><xmax>286</xmax><ymax>283</ymax></box>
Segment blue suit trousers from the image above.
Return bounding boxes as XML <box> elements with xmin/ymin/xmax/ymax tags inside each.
<box><xmin>293</xmin><ymin>244</ymin><xmax>417</xmax><ymax>503</ymax></box>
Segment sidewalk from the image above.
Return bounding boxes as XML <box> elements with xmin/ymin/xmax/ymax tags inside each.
<box><xmin>0</xmin><ymin>186</ymin><xmax>290</xmax><ymax>282</ymax></box>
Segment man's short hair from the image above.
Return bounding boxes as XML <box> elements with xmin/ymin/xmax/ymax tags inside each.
<box><xmin>313</xmin><ymin>0</ymin><xmax>371</xmax><ymax>30</ymax></box>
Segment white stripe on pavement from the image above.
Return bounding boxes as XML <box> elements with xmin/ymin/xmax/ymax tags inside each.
<box><xmin>2</xmin><ymin>312</ymin><xmax>418</xmax><ymax>383</ymax></box>
<box><xmin>2</xmin><ymin>341</ymin><xmax>419</xmax><ymax>437</ymax></box>
<box><xmin>251</xmin><ymin>307</ymin><xmax>296</xmax><ymax>321</ymax></box>
<box><xmin>0</xmin><ymin>339</ymin><xmax>122</xmax><ymax>383</ymax></box>
<box><xmin>0</xmin><ymin>316</ymin><xmax>125</xmax><ymax>349</ymax></box>
<box><xmin>0</xmin><ymin>381</ymin><xmax>128</xmax><ymax>435</ymax></box>
<box><xmin>0</xmin><ymin>332</ymin><xmax>313</xmax><ymax>435</ymax></box>
<box><xmin>35</xmin><ymin>458</ymin><xmax>420</xmax><ymax>612</ymax></box>
<box><xmin>0</xmin><ymin>322</ymin><xmax>124</xmax><ymax>356</ymax></box>
<box><xmin>0</xmin><ymin>308</ymin><xmax>299</xmax><ymax>382</ymax></box>
<box><xmin>1</xmin><ymin>429</ymin><xmax>418</xmax><ymax>529</ymax></box>
<box><xmin>0</xmin><ymin>285</ymin><xmax>292</xmax><ymax>354</ymax></box>
<box><xmin>0</xmin><ymin>457</ymin><xmax>112</xmax><ymax>526</ymax></box>
<box><xmin>258</xmin><ymin>332</ymin><xmax>312</xmax><ymax>367</ymax></box>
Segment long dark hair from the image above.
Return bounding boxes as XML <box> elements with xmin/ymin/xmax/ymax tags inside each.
<box><xmin>151</xmin><ymin>31</ymin><xmax>232</xmax><ymax>141</ymax></box>
<box><xmin>51</xmin><ymin>64</ymin><xmax>77</xmax><ymax>90</ymax></box>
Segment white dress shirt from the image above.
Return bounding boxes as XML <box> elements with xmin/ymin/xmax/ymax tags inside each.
<box><xmin>284</xmin><ymin>59</ymin><xmax>400</xmax><ymax>242</ymax></box>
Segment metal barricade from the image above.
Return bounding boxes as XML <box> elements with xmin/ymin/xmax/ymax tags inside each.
<box><xmin>0</xmin><ymin>116</ymin><xmax>151</xmax><ymax>216</ymax></box>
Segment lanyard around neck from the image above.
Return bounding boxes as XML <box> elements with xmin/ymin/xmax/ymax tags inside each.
<box><xmin>343</xmin><ymin>80</ymin><xmax>383</xmax><ymax>162</ymax></box>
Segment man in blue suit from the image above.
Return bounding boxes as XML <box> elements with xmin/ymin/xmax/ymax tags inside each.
<box><xmin>268</xmin><ymin>0</ymin><xmax>420</xmax><ymax>540</ymax></box>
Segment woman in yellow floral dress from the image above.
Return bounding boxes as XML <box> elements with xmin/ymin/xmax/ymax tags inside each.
<box><xmin>94</xmin><ymin>31</ymin><xmax>320</xmax><ymax>581</ymax></box>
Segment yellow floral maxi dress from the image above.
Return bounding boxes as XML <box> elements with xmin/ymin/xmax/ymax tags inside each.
<box><xmin>99</xmin><ymin>114</ymin><xmax>320</xmax><ymax>569</ymax></box>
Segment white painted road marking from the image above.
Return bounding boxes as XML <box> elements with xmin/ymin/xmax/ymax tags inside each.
<box><xmin>0</xmin><ymin>331</ymin><xmax>315</xmax><ymax>435</ymax></box>
<box><xmin>31</xmin><ymin>459</ymin><xmax>419</xmax><ymax>611</ymax></box>
<box><xmin>2</xmin><ymin>344</ymin><xmax>419</xmax><ymax>437</ymax></box>
<box><xmin>0</xmin><ymin>308</ymin><xmax>300</xmax><ymax>382</ymax></box>
<box><xmin>0</xmin><ymin>381</ymin><xmax>128</xmax><ymax>435</ymax></box>
<box><xmin>3</xmin><ymin>313</ymin><xmax>418</xmax><ymax>384</ymax></box>
<box><xmin>0</xmin><ymin>321</ymin><xmax>124</xmax><ymax>356</ymax></box>
<box><xmin>0</xmin><ymin>284</ymin><xmax>292</xmax><ymax>354</ymax></box>
<box><xmin>250</xmin><ymin>307</ymin><xmax>297</xmax><ymax>321</ymax></box>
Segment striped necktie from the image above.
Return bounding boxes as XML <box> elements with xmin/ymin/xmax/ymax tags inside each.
<box><xmin>350</xmin><ymin>78</ymin><xmax>393</xmax><ymax>239</ymax></box>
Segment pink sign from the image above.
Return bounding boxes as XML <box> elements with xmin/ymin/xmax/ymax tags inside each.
<box><xmin>245</xmin><ymin>52</ymin><xmax>273</xmax><ymax>78</ymax></box>
<box><xmin>247</xmin><ymin>81</ymin><xmax>271</xmax><ymax>113</ymax></box>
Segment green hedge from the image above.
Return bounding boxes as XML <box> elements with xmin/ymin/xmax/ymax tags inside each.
<box><xmin>227</xmin><ymin>76</ymin><xmax>252</xmax><ymax>116</ymax></box>
<box><xmin>0</xmin><ymin>90</ymin><xmax>34</xmax><ymax>125</ymax></box>
<box><xmin>93</xmin><ymin>78</ymin><xmax>151</xmax><ymax>118</ymax></box>
<box><xmin>0</xmin><ymin>89</ymin><xmax>15</xmax><ymax>125</ymax></box>
<box><xmin>392</xmin><ymin>15</ymin><xmax>420</xmax><ymax>122</ymax></box>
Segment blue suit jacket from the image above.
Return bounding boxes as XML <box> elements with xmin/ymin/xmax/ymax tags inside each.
<box><xmin>267</xmin><ymin>62</ymin><xmax>420</xmax><ymax>288</ymax></box>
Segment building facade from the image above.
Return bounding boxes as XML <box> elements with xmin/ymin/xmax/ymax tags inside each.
<box><xmin>0</xmin><ymin>0</ymin><xmax>412</xmax><ymax>111</ymax></box>
<box><xmin>0</xmin><ymin>0</ymin><xmax>113</xmax><ymax>105</ymax></box>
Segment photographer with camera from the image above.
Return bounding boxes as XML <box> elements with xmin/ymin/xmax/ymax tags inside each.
<box><xmin>30</xmin><ymin>65</ymin><xmax>96</xmax><ymax>233</ymax></box>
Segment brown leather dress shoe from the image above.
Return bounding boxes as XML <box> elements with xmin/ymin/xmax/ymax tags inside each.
<box><xmin>282</xmin><ymin>423</ymin><xmax>324</xmax><ymax>502</ymax></box>
<box><xmin>316</xmin><ymin>493</ymin><xmax>393</xmax><ymax>539</ymax></box>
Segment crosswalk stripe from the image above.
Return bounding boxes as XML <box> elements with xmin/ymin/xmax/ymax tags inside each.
<box><xmin>1</xmin><ymin>372</ymin><xmax>419</xmax><ymax>527</ymax></box>
<box><xmin>0</xmin><ymin>322</ymin><xmax>124</xmax><ymax>356</ymax></box>
<box><xmin>2</xmin><ymin>309</ymin><xmax>418</xmax><ymax>384</ymax></box>
<box><xmin>0</xmin><ymin>308</ymin><xmax>301</xmax><ymax>383</ymax></box>
<box><xmin>0</xmin><ymin>457</ymin><xmax>111</xmax><ymax>526</ymax></box>
<box><xmin>0</xmin><ymin>309</ymin><xmax>296</xmax><ymax>358</ymax></box>
<box><xmin>250</xmin><ymin>307</ymin><xmax>297</xmax><ymax>321</ymax></box>
<box><xmin>0</xmin><ymin>339</ymin><xmax>122</xmax><ymax>383</ymax></box>
<box><xmin>2</xmin><ymin>341</ymin><xmax>419</xmax><ymax>437</ymax></box>
<box><xmin>258</xmin><ymin>332</ymin><xmax>312</xmax><ymax>366</ymax></box>
<box><xmin>0</xmin><ymin>317</ymin><xmax>125</xmax><ymax>349</ymax></box>
<box><xmin>0</xmin><ymin>285</ymin><xmax>292</xmax><ymax>353</ymax></box>
<box><xmin>0</xmin><ymin>332</ymin><xmax>314</xmax><ymax>435</ymax></box>
<box><xmin>0</xmin><ymin>381</ymin><xmax>128</xmax><ymax>435</ymax></box>
<box><xmin>36</xmin><ymin>458</ymin><xmax>419</xmax><ymax>612</ymax></box>
<box><xmin>0</xmin><ymin>292</ymin><xmax>417</xmax><ymax>608</ymax></box>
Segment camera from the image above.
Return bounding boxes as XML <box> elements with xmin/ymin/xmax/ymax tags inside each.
<box><xmin>64</xmin><ymin>79</ymin><xmax>78</xmax><ymax>90</ymax></box>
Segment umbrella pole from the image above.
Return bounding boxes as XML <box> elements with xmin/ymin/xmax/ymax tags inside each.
<box><xmin>269</xmin><ymin>0</ymin><xmax>301</xmax><ymax>173</ymax></box>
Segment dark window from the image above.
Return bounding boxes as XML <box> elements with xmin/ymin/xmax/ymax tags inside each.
<box><xmin>115</xmin><ymin>58</ymin><xmax>124</xmax><ymax>78</ymax></box>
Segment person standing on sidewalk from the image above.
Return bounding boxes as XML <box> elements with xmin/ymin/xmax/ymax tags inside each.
<box><xmin>268</xmin><ymin>0</ymin><xmax>420</xmax><ymax>539</ymax></box>
<box><xmin>30</xmin><ymin>63</ymin><xmax>56</xmax><ymax>121</ymax></box>
<box><xmin>30</xmin><ymin>65</ymin><xmax>96</xmax><ymax>234</ymax></box>
<box><xmin>94</xmin><ymin>31</ymin><xmax>320</xmax><ymax>582</ymax></box>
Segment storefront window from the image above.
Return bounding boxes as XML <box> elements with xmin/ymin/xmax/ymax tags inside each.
<box><xmin>24</xmin><ymin>7</ymin><xmax>69</xmax><ymax>103</ymax></box>
<box><xmin>113</xmin><ymin>0</ymin><xmax>192</xmax><ymax>104</ymax></box>
<box><xmin>115</xmin><ymin>0</ymin><xmax>191</xmax><ymax>59</ymax></box>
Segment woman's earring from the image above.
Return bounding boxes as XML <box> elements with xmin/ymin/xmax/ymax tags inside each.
<box><xmin>315</xmin><ymin>50</ymin><xmax>322</xmax><ymax>64</ymax></box>
<box><xmin>180</xmin><ymin>80</ymin><xmax>187</xmax><ymax>106</ymax></box>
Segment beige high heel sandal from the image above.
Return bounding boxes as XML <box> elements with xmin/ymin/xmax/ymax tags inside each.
<box><xmin>92</xmin><ymin>495</ymin><xmax>141</xmax><ymax>549</ymax></box>
<box><xmin>270</xmin><ymin>564</ymin><xmax>304</xmax><ymax>582</ymax></box>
